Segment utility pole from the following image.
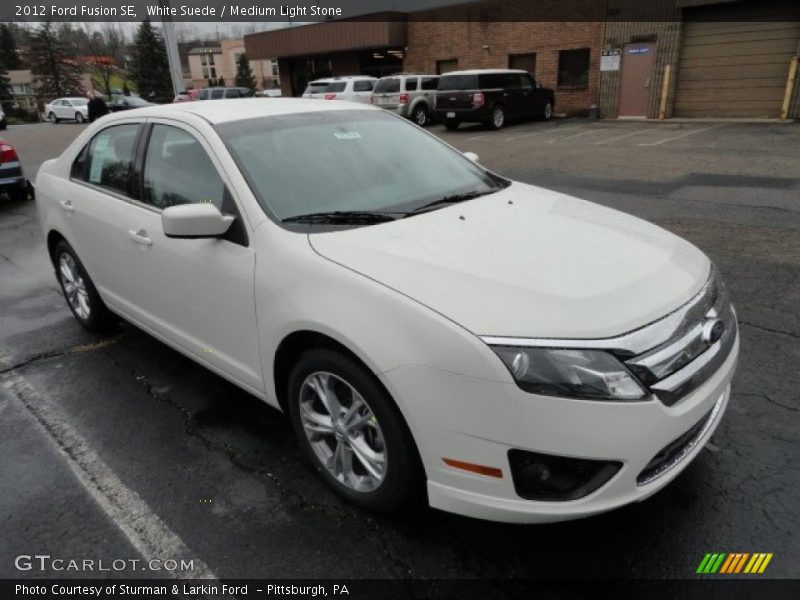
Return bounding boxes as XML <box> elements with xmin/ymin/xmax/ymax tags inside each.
<box><xmin>159</xmin><ymin>0</ymin><xmax>185</xmax><ymax>96</ymax></box>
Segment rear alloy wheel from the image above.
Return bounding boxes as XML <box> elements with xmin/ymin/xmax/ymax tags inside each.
<box><xmin>412</xmin><ymin>105</ymin><xmax>428</xmax><ymax>127</ymax></box>
<box><xmin>542</xmin><ymin>102</ymin><xmax>553</xmax><ymax>121</ymax></box>
<box><xmin>48</xmin><ymin>112</ymin><xmax>59</xmax><ymax>124</ymax></box>
<box><xmin>53</xmin><ymin>240</ymin><xmax>112</xmax><ymax>331</ymax></box>
<box><xmin>489</xmin><ymin>104</ymin><xmax>506</xmax><ymax>129</ymax></box>
<box><xmin>288</xmin><ymin>348</ymin><xmax>421</xmax><ymax>511</ymax></box>
<box><xmin>75</xmin><ymin>112</ymin><xmax>85</xmax><ymax>123</ymax></box>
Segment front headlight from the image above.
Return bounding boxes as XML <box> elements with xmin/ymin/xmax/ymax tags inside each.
<box><xmin>491</xmin><ymin>346</ymin><xmax>648</xmax><ymax>401</ymax></box>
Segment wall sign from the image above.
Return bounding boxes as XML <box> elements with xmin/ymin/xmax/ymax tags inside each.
<box><xmin>600</xmin><ymin>49</ymin><xmax>621</xmax><ymax>72</ymax></box>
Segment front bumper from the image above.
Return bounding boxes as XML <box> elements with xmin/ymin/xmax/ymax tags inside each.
<box><xmin>380</xmin><ymin>332</ymin><xmax>738</xmax><ymax>523</ymax></box>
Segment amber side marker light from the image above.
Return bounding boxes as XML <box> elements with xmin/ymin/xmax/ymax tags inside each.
<box><xmin>443</xmin><ymin>458</ymin><xmax>503</xmax><ymax>478</ymax></box>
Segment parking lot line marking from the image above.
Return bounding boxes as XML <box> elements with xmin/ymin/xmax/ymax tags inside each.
<box><xmin>595</xmin><ymin>128</ymin><xmax>652</xmax><ymax>145</ymax></box>
<box><xmin>1</xmin><ymin>359</ymin><xmax>220</xmax><ymax>582</ymax></box>
<box><xmin>547</xmin><ymin>129</ymin><xmax>600</xmax><ymax>144</ymax></box>
<box><xmin>505</xmin><ymin>124</ymin><xmax>583</xmax><ymax>141</ymax></box>
<box><xmin>637</xmin><ymin>125</ymin><xmax>723</xmax><ymax>147</ymax></box>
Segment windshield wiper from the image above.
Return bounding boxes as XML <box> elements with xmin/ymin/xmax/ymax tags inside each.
<box><xmin>411</xmin><ymin>190</ymin><xmax>493</xmax><ymax>214</ymax></box>
<box><xmin>282</xmin><ymin>210</ymin><xmax>402</xmax><ymax>224</ymax></box>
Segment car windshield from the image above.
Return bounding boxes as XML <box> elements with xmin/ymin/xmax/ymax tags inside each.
<box><xmin>374</xmin><ymin>78</ymin><xmax>401</xmax><ymax>94</ymax></box>
<box><xmin>217</xmin><ymin>110</ymin><xmax>502</xmax><ymax>224</ymax></box>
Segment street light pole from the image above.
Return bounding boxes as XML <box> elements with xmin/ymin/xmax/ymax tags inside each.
<box><xmin>159</xmin><ymin>0</ymin><xmax>186</xmax><ymax>96</ymax></box>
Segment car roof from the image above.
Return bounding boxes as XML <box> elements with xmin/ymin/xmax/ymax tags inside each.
<box><xmin>97</xmin><ymin>98</ymin><xmax>376</xmax><ymax>125</ymax></box>
<box><xmin>309</xmin><ymin>76</ymin><xmax>376</xmax><ymax>83</ymax></box>
<box><xmin>440</xmin><ymin>69</ymin><xmax>528</xmax><ymax>76</ymax></box>
<box><xmin>378</xmin><ymin>73</ymin><xmax>438</xmax><ymax>79</ymax></box>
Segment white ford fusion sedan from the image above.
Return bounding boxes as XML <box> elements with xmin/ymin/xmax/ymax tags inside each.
<box><xmin>36</xmin><ymin>99</ymin><xmax>738</xmax><ymax>523</ymax></box>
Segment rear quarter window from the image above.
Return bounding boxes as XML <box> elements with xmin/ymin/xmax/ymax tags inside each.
<box><xmin>404</xmin><ymin>78</ymin><xmax>418</xmax><ymax>91</ymax></box>
<box><xmin>437</xmin><ymin>75</ymin><xmax>477</xmax><ymax>91</ymax></box>
<box><xmin>353</xmin><ymin>80</ymin><xmax>374</xmax><ymax>92</ymax></box>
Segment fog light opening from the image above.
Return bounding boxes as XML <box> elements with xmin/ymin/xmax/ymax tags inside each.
<box><xmin>508</xmin><ymin>449</ymin><xmax>622</xmax><ymax>501</ymax></box>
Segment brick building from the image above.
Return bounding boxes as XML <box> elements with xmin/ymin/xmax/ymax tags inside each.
<box><xmin>245</xmin><ymin>0</ymin><xmax>800</xmax><ymax>119</ymax></box>
<box><xmin>403</xmin><ymin>0</ymin><xmax>606</xmax><ymax>115</ymax></box>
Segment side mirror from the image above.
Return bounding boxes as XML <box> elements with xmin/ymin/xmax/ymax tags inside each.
<box><xmin>463</xmin><ymin>151</ymin><xmax>479</xmax><ymax>163</ymax></box>
<box><xmin>161</xmin><ymin>203</ymin><xmax>234</xmax><ymax>239</ymax></box>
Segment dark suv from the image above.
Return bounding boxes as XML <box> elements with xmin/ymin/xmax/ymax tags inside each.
<box><xmin>434</xmin><ymin>69</ymin><xmax>555</xmax><ymax>130</ymax></box>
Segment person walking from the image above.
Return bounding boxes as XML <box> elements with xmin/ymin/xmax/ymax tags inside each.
<box><xmin>87</xmin><ymin>91</ymin><xmax>109</xmax><ymax>122</ymax></box>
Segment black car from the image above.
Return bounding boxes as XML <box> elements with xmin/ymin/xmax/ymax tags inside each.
<box><xmin>108</xmin><ymin>95</ymin><xmax>156</xmax><ymax>112</ymax></box>
<box><xmin>434</xmin><ymin>69</ymin><xmax>555</xmax><ymax>130</ymax></box>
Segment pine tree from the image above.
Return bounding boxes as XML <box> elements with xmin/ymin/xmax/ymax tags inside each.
<box><xmin>234</xmin><ymin>53</ymin><xmax>257</xmax><ymax>90</ymax></box>
<box><xmin>29</xmin><ymin>22</ymin><xmax>83</xmax><ymax>99</ymax></box>
<box><xmin>129</xmin><ymin>19</ymin><xmax>172</xmax><ymax>103</ymax></box>
<box><xmin>0</xmin><ymin>24</ymin><xmax>20</xmax><ymax>69</ymax></box>
<box><xmin>0</xmin><ymin>63</ymin><xmax>12</xmax><ymax>112</ymax></box>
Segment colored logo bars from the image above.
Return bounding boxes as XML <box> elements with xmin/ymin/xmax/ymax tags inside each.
<box><xmin>697</xmin><ymin>552</ymin><xmax>773</xmax><ymax>574</ymax></box>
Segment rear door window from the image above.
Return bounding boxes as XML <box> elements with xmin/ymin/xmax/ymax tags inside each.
<box><xmin>73</xmin><ymin>124</ymin><xmax>140</xmax><ymax>197</ymax></box>
<box><xmin>211</xmin><ymin>89</ymin><xmax>225</xmax><ymax>99</ymax></box>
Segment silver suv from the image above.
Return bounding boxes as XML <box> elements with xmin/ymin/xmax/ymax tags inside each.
<box><xmin>302</xmin><ymin>76</ymin><xmax>376</xmax><ymax>104</ymax></box>
<box><xmin>372</xmin><ymin>74</ymin><xmax>439</xmax><ymax>127</ymax></box>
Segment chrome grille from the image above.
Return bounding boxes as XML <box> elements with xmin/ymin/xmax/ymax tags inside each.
<box><xmin>625</xmin><ymin>267</ymin><xmax>737</xmax><ymax>406</ymax></box>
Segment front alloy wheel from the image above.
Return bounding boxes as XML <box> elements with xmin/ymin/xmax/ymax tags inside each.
<box><xmin>542</xmin><ymin>102</ymin><xmax>553</xmax><ymax>121</ymax></box>
<box><xmin>75</xmin><ymin>112</ymin><xmax>85</xmax><ymax>123</ymax></box>
<box><xmin>299</xmin><ymin>372</ymin><xmax>387</xmax><ymax>492</ymax></box>
<box><xmin>288</xmin><ymin>348</ymin><xmax>421</xmax><ymax>511</ymax></box>
<box><xmin>490</xmin><ymin>105</ymin><xmax>505</xmax><ymax>129</ymax></box>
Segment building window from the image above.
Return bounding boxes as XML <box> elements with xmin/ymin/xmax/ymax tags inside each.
<box><xmin>201</xmin><ymin>54</ymin><xmax>217</xmax><ymax>80</ymax></box>
<box><xmin>557</xmin><ymin>48</ymin><xmax>590</xmax><ymax>88</ymax></box>
<box><xmin>436</xmin><ymin>59</ymin><xmax>458</xmax><ymax>75</ymax></box>
<box><xmin>271</xmin><ymin>60</ymin><xmax>279</xmax><ymax>76</ymax></box>
<box><xmin>508</xmin><ymin>53</ymin><xmax>536</xmax><ymax>75</ymax></box>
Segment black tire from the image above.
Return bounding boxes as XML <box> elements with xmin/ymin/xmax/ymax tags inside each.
<box><xmin>541</xmin><ymin>101</ymin><xmax>553</xmax><ymax>121</ymax></box>
<box><xmin>444</xmin><ymin>119</ymin><xmax>460</xmax><ymax>131</ymax></box>
<box><xmin>0</xmin><ymin>119</ymin><xmax>6</xmax><ymax>130</ymax></box>
<box><xmin>48</xmin><ymin>112</ymin><xmax>59</xmax><ymax>124</ymax></box>
<box><xmin>412</xmin><ymin>104</ymin><xmax>429</xmax><ymax>127</ymax></box>
<box><xmin>53</xmin><ymin>239</ymin><xmax>113</xmax><ymax>332</ymax></box>
<box><xmin>7</xmin><ymin>185</ymin><xmax>28</xmax><ymax>202</ymax></box>
<box><xmin>488</xmin><ymin>104</ymin><xmax>506</xmax><ymax>130</ymax></box>
<box><xmin>287</xmin><ymin>348</ymin><xmax>422</xmax><ymax>512</ymax></box>
<box><xmin>75</xmin><ymin>112</ymin><xmax>85</xmax><ymax>123</ymax></box>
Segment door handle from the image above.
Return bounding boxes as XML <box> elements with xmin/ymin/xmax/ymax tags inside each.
<box><xmin>59</xmin><ymin>199</ymin><xmax>75</xmax><ymax>213</ymax></box>
<box><xmin>128</xmin><ymin>229</ymin><xmax>153</xmax><ymax>246</ymax></box>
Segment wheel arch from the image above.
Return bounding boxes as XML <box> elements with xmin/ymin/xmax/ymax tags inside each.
<box><xmin>46</xmin><ymin>229</ymin><xmax>67</xmax><ymax>267</ymax></box>
<box><xmin>272</xmin><ymin>328</ymin><xmax>427</xmax><ymax>478</ymax></box>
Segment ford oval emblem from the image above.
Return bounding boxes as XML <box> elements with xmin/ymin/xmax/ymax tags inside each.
<box><xmin>701</xmin><ymin>319</ymin><xmax>725</xmax><ymax>345</ymax></box>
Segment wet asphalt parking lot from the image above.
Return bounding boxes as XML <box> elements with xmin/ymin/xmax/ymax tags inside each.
<box><xmin>0</xmin><ymin>116</ymin><xmax>798</xmax><ymax>581</ymax></box>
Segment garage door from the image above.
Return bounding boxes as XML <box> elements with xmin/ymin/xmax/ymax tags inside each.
<box><xmin>674</xmin><ymin>1</ymin><xmax>800</xmax><ymax>118</ymax></box>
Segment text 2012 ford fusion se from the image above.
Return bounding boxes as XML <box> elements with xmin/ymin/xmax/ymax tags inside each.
<box><xmin>35</xmin><ymin>99</ymin><xmax>738</xmax><ymax>523</ymax></box>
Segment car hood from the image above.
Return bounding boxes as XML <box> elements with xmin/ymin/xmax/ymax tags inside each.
<box><xmin>308</xmin><ymin>183</ymin><xmax>710</xmax><ymax>339</ymax></box>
